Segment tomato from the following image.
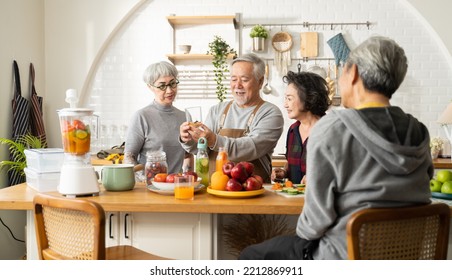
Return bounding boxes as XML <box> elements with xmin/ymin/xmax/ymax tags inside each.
<box><xmin>154</xmin><ymin>173</ymin><xmax>168</xmax><ymax>182</ymax></box>
<box><xmin>72</xmin><ymin>119</ymin><xmax>86</xmax><ymax>130</ymax></box>
<box><xmin>166</xmin><ymin>173</ymin><xmax>181</xmax><ymax>183</ymax></box>
<box><xmin>61</xmin><ymin>120</ymin><xmax>75</xmax><ymax>132</ymax></box>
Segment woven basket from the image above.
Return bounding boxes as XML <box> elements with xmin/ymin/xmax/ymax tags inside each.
<box><xmin>271</xmin><ymin>32</ymin><xmax>293</xmax><ymax>52</ymax></box>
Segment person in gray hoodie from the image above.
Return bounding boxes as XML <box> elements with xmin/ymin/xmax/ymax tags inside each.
<box><xmin>239</xmin><ymin>36</ymin><xmax>433</xmax><ymax>260</ymax></box>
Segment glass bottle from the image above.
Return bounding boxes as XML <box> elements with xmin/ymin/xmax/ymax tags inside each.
<box><xmin>196</xmin><ymin>137</ymin><xmax>209</xmax><ymax>186</ymax></box>
<box><xmin>145</xmin><ymin>151</ymin><xmax>168</xmax><ymax>187</ymax></box>
<box><xmin>216</xmin><ymin>147</ymin><xmax>228</xmax><ymax>173</ymax></box>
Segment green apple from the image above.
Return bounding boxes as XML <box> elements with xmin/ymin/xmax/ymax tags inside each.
<box><xmin>436</xmin><ymin>170</ymin><xmax>452</xmax><ymax>183</ymax></box>
<box><xmin>430</xmin><ymin>179</ymin><xmax>442</xmax><ymax>192</ymax></box>
<box><xmin>441</xmin><ymin>181</ymin><xmax>452</xmax><ymax>194</ymax></box>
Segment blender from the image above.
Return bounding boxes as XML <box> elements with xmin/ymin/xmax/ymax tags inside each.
<box><xmin>57</xmin><ymin>89</ymin><xmax>99</xmax><ymax>197</ymax></box>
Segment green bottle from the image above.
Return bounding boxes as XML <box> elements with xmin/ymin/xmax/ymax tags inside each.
<box><xmin>196</xmin><ymin>137</ymin><xmax>209</xmax><ymax>186</ymax></box>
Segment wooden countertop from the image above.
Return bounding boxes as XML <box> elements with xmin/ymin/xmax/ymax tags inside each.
<box><xmin>433</xmin><ymin>158</ymin><xmax>452</xmax><ymax>169</ymax></box>
<box><xmin>0</xmin><ymin>183</ymin><xmax>303</xmax><ymax>215</ymax></box>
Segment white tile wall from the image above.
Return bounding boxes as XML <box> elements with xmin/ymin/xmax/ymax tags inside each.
<box><xmin>83</xmin><ymin>0</ymin><xmax>452</xmax><ymax>154</ymax></box>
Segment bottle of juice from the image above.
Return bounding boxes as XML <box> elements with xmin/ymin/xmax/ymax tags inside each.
<box><xmin>196</xmin><ymin>137</ymin><xmax>209</xmax><ymax>186</ymax></box>
<box><xmin>216</xmin><ymin>147</ymin><xmax>228</xmax><ymax>173</ymax></box>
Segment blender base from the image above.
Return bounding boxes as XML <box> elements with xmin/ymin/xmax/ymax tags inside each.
<box><xmin>58</xmin><ymin>164</ymin><xmax>100</xmax><ymax>197</ymax></box>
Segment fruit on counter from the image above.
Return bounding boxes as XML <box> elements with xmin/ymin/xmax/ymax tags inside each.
<box><xmin>441</xmin><ymin>181</ymin><xmax>452</xmax><ymax>194</ymax></box>
<box><xmin>222</xmin><ymin>161</ymin><xmax>235</xmax><ymax>177</ymax></box>
<box><xmin>244</xmin><ymin>176</ymin><xmax>262</xmax><ymax>191</ymax></box>
<box><xmin>436</xmin><ymin>170</ymin><xmax>452</xmax><ymax>183</ymax></box>
<box><xmin>166</xmin><ymin>173</ymin><xmax>180</xmax><ymax>183</ymax></box>
<box><xmin>240</xmin><ymin>161</ymin><xmax>255</xmax><ymax>176</ymax></box>
<box><xmin>230</xmin><ymin>163</ymin><xmax>249</xmax><ymax>183</ymax></box>
<box><xmin>183</xmin><ymin>171</ymin><xmax>198</xmax><ymax>181</ymax></box>
<box><xmin>253</xmin><ymin>174</ymin><xmax>264</xmax><ymax>185</ymax></box>
<box><xmin>430</xmin><ymin>179</ymin><xmax>442</xmax><ymax>192</ymax></box>
<box><xmin>226</xmin><ymin>178</ymin><xmax>243</xmax><ymax>191</ymax></box>
<box><xmin>210</xmin><ymin>171</ymin><xmax>229</xmax><ymax>190</ymax></box>
<box><xmin>154</xmin><ymin>173</ymin><xmax>168</xmax><ymax>183</ymax></box>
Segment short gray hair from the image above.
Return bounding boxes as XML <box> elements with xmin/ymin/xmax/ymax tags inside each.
<box><xmin>231</xmin><ymin>53</ymin><xmax>265</xmax><ymax>80</ymax></box>
<box><xmin>143</xmin><ymin>61</ymin><xmax>178</xmax><ymax>84</ymax></box>
<box><xmin>345</xmin><ymin>36</ymin><xmax>407</xmax><ymax>99</ymax></box>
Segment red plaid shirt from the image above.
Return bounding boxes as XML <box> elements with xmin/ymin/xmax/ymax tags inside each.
<box><xmin>285</xmin><ymin>121</ymin><xmax>307</xmax><ymax>184</ymax></box>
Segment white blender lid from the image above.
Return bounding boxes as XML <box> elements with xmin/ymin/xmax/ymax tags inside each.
<box><xmin>57</xmin><ymin>108</ymin><xmax>94</xmax><ymax>117</ymax></box>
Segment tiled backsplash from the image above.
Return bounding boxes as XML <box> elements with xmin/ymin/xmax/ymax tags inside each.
<box><xmin>83</xmin><ymin>0</ymin><xmax>452</xmax><ymax>155</ymax></box>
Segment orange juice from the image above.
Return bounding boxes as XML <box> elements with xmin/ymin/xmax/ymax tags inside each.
<box><xmin>174</xmin><ymin>185</ymin><xmax>194</xmax><ymax>200</ymax></box>
<box><xmin>216</xmin><ymin>147</ymin><xmax>228</xmax><ymax>173</ymax></box>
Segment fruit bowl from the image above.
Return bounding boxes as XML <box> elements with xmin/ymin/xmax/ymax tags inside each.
<box><xmin>206</xmin><ymin>187</ymin><xmax>265</xmax><ymax>198</ymax></box>
<box><xmin>151</xmin><ymin>178</ymin><xmax>201</xmax><ymax>191</ymax></box>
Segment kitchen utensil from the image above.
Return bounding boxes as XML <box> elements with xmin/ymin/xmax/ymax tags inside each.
<box><xmin>307</xmin><ymin>65</ymin><xmax>326</xmax><ymax>78</ymax></box>
<box><xmin>297</xmin><ymin>61</ymin><xmax>302</xmax><ymax>74</ymax></box>
<box><xmin>272</xmin><ymin>32</ymin><xmax>293</xmax><ymax>75</ymax></box>
<box><xmin>300</xmin><ymin>32</ymin><xmax>318</xmax><ymax>58</ymax></box>
<box><xmin>263</xmin><ymin>60</ymin><xmax>272</xmax><ymax>94</ymax></box>
<box><xmin>325</xmin><ymin>61</ymin><xmax>336</xmax><ymax>101</ymax></box>
<box><xmin>102</xmin><ymin>164</ymin><xmax>135</xmax><ymax>191</ymax></box>
<box><xmin>178</xmin><ymin>45</ymin><xmax>191</xmax><ymax>54</ymax></box>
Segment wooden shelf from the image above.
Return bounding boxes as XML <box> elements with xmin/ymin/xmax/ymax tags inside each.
<box><xmin>166</xmin><ymin>53</ymin><xmax>236</xmax><ymax>63</ymax></box>
<box><xmin>167</xmin><ymin>15</ymin><xmax>238</xmax><ymax>28</ymax></box>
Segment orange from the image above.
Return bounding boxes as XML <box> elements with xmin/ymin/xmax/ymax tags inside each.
<box><xmin>210</xmin><ymin>171</ymin><xmax>229</xmax><ymax>190</ymax></box>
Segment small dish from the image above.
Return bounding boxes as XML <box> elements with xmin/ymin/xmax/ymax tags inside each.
<box><xmin>206</xmin><ymin>187</ymin><xmax>265</xmax><ymax>198</ymax></box>
<box><xmin>151</xmin><ymin>177</ymin><xmax>201</xmax><ymax>191</ymax></box>
<box><xmin>431</xmin><ymin>192</ymin><xmax>452</xmax><ymax>200</ymax></box>
<box><xmin>148</xmin><ymin>184</ymin><xmax>205</xmax><ymax>196</ymax></box>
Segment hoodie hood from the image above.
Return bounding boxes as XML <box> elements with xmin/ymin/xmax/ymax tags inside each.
<box><xmin>333</xmin><ymin>107</ymin><xmax>431</xmax><ymax>175</ymax></box>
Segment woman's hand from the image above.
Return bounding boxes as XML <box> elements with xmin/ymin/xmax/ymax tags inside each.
<box><xmin>180</xmin><ymin>121</ymin><xmax>193</xmax><ymax>143</ymax></box>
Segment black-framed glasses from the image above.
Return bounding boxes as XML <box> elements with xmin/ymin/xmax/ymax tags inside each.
<box><xmin>149</xmin><ymin>79</ymin><xmax>179</xmax><ymax>91</ymax></box>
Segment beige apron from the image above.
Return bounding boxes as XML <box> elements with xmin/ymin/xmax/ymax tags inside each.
<box><xmin>208</xmin><ymin>100</ymin><xmax>271</xmax><ymax>183</ymax></box>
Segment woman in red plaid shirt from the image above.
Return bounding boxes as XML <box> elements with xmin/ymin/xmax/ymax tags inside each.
<box><xmin>271</xmin><ymin>71</ymin><xmax>330</xmax><ymax>184</ymax></box>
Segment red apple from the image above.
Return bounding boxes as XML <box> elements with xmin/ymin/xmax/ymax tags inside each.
<box><xmin>226</xmin><ymin>178</ymin><xmax>243</xmax><ymax>191</ymax></box>
<box><xmin>183</xmin><ymin>171</ymin><xmax>198</xmax><ymax>181</ymax></box>
<box><xmin>244</xmin><ymin>176</ymin><xmax>262</xmax><ymax>191</ymax></box>
<box><xmin>166</xmin><ymin>173</ymin><xmax>180</xmax><ymax>183</ymax></box>
<box><xmin>253</xmin><ymin>174</ymin><xmax>264</xmax><ymax>185</ymax></box>
<box><xmin>240</xmin><ymin>161</ymin><xmax>254</xmax><ymax>176</ymax></box>
<box><xmin>222</xmin><ymin>161</ymin><xmax>235</xmax><ymax>178</ymax></box>
<box><xmin>230</xmin><ymin>163</ymin><xmax>248</xmax><ymax>183</ymax></box>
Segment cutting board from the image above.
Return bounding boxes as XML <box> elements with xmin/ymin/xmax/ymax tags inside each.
<box><xmin>300</xmin><ymin>32</ymin><xmax>318</xmax><ymax>57</ymax></box>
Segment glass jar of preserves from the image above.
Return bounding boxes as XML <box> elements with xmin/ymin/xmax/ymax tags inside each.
<box><xmin>145</xmin><ymin>151</ymin><xmax>168</xmax><ymax>187</ymax></box>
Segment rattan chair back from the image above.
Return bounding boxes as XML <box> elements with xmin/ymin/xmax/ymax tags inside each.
<box><xmin>33</xmin><ymin>193</ymin><xmax>170</xmax><ymax>260</ymax></box>
<box><xmin>346</xmin><ymin>203</ymin><xmax>450</xmax><ymax>260</ymax></box>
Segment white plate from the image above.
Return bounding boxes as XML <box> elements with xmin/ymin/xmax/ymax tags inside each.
<box><xmin>147</xmin><ymin>184</ymin><xmax>205</xmax><ymax>195</ymax></box>
<box><xmin>263</xmin><ymin>183</ymin><xmax>305</xmax><ymax>198</ymax></box>
<box><xmin>151</xmin><ymin>177</ymin><xmax>202</xmax><ymax>191</ymax></box>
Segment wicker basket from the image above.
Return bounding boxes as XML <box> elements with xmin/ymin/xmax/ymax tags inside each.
<box><xmin>271</xmin><ymin>32</ymin><xmax>293</xmax><ymax>52</ymax></box>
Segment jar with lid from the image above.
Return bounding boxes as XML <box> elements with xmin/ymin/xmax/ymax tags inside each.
<box><xmin>145</xmin><ymin>151</ymin><xmax>168</xmax><ymax>187</ymax></box>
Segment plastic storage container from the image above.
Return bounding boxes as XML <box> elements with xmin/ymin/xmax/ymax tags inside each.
<box><xmin>24</xmin><ymin>148</ymin><xmax>65</xmax><ymax>172</ymax></box>
<box><xmin>24</xmin><ymin>167</ymin><xmax>61</xmax><ymax>192</ymax></box>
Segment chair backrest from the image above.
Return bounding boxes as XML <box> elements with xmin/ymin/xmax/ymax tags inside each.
<box><xmin>33</xmin><ymin>193</ymin><xmax>106</xmax><ymax>260</ymax></box>
<box><xmin>346</xmin><ymin>203</ymin><xmax>450</xmax><ymax>260</ymax></box>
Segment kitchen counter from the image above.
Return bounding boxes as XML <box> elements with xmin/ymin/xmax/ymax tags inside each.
<box><xmin>0</xmin><ymin>183</ymin><xmax>303</xmax><ymax>214</ymax></box>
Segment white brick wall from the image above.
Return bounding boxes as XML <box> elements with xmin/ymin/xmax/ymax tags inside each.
<box><xmin>83</xmin><ymin>0</ymin><xmax>452</xmax><ymax>154</ymax></box>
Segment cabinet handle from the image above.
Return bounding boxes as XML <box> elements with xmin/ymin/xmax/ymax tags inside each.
<box><xmin>109</xmin><ymin>213</ymin><xmax>115</xmax><ymax>239</ymax></box>
<box><xmin>124</xmin><ymin>213</ymin><xmax>130</xmax><ymax>239</ymax></box>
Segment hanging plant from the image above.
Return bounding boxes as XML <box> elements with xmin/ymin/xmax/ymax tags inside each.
<box><xmin>207</xmin><ymin>36</ymin><xmax>236</xmax><ymax>102</ymax></box>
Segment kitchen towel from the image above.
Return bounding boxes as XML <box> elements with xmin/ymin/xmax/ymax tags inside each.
<box><xmin>327</xmin><ymin>33</ymin><xmax>350</xmax><ymax>65</ymax></box>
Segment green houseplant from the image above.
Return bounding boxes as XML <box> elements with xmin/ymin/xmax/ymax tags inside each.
<box><xmin>249</xmin><ymin>25</ymin><xmax>268</xmax><ymax>52</ymax></box>
<box><xmin>0</xmin><ymin>134</ymin><xmax>47</xmax><ymax>178</ymax></box>
<box><xmin>207</xmin><ymin>35</ymin><xmax>236</xmax><ymax>102</ymax></box>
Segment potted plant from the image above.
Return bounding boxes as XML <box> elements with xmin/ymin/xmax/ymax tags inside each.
<box><xmin>249</xmin><ymin>24</ymin><xmax>269</xmax><ymax>52</ymax></box>
<box><xmin>430</xmin><ymin>137</ymin><xmax>444</xmax><ymax>159</ymax></box>
<box><xmin>0</xmin><ymin>134</ymin><xmax>47</xmax><ymax>181</ymax></box>
<box><xmin>207</xmin><ymin>35</ymin><xmax>236</xmax><ymax>102</ymax></box>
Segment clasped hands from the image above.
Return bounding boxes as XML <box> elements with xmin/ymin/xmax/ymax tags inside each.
<box><xmin>180</xmin><ymin>121</ymin><xmax>215</xmax><ymax>147</ymax></box>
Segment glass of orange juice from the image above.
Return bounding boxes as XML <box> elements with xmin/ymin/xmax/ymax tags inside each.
<box><xmin>174</xmin><ymin>175</ymin><xmax>195</xmax><ymax>200</ymax></box>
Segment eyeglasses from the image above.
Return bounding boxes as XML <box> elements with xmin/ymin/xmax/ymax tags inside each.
<box><xmin>149</xmin><ymin>79</ymin><xmax>179</xmax><ymax>91</ymax></box>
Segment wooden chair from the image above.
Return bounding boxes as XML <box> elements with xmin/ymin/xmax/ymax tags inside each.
<box><xmin>346</xmin><ymin>203</ymin><xmax>450</xmax><ymax>260</ymax></box>
<box><xmin>33</xmin><ymin>193</ymin><xmax>170</xmax><ymax>260</ymax></box>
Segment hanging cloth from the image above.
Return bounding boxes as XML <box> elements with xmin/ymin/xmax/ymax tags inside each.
<box><xmin>271</xmin><ymin>32</ymin><xmax>293</xmax><ymax>76</ymax></box>
<box><xmin>29</xmin><ymin>63</ymin><xmax>47</xmax><ymax>146</ymax></box>
<box><xmin>9</xmin><ymin>60</ymin><xmax>30</xmax><ymax>186</ymax></box>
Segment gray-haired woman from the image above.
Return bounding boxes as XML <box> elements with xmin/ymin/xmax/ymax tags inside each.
<box><xmin>124</xmin><ymin>61</ymin><xmax>193</xmax><ymax>173</ymax></box>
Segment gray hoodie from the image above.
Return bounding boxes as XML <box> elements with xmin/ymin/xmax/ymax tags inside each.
<box><xmin>296</xmin><ymin>106</ymin><xmax>433</xmax><ymax>259</ymax></box>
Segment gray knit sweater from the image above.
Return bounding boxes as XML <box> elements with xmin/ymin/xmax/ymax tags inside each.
<box><xmin>124</xmin><ymin>101</ymin><xmax>187</xmax><ymax>173</ymax></box>
<box><xmin>297</xmin><ymin>106</ymin><xmax>433</xmax><ymax>259</ymax></box>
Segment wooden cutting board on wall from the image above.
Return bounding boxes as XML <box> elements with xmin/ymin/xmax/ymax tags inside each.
<box><xmin>300</xmin><ymin>32</ymin><xmax>318</xmax><ymax>57</ymax></box>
